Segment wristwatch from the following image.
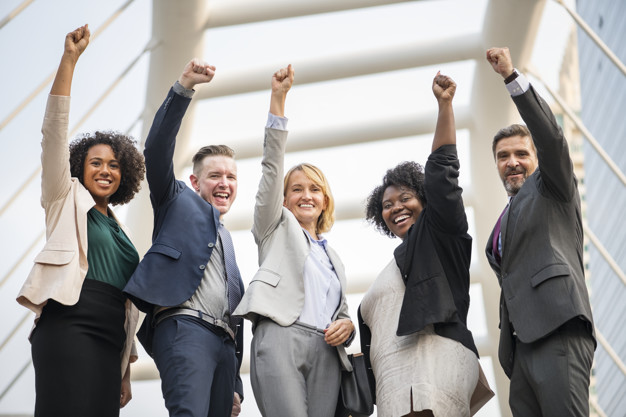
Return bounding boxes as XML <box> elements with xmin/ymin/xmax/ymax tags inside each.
<box><xmin>504</xmin><ymin>69</ymin><xmax>519</xmax><ymax>84</ymax></box>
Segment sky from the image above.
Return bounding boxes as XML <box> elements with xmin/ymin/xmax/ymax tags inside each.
<box><xmin>0</xmin><ymin>0</ymin><xmax>577</xmax><ymax>416</ymax></box>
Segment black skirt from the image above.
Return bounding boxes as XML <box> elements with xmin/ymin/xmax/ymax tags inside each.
<box><xmin>31</xmin><ymin>279</ymin><xmax>126</xmax><ymax>417</ymax></box>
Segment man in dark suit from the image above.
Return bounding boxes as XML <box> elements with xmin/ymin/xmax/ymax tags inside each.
<box><xmin>124</xmin><ymin>59</ymin><xmax>244</xmax><ymax>417</ymax></box>
<box><xmin>484</xmin><ymin>47</ymin><xmax>595</xmax><ymax>416</ymax></box>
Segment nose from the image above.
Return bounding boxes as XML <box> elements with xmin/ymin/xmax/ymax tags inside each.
<box><xmin>100</xmin><ymin>163</ymin><xmax>111</xmax><ymax>176</ymax></box>
<box><xmin>391</xmin><ymin>200</ymin><xmax>403</xmax><ymax>212</ymax></box>
<box><xmin>506</xmin><ymin>155</ymin><xmax>519</xmax><ymax>167</ymax></box>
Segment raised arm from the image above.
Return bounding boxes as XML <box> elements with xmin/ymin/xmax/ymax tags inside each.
<box><xmin>425</xmin><ymin>72</ymin><xmax>467</xmax><ymax>234</ymax></box>
<box><xmin>431</xmin><ymin>71</ymin><xmax>457</xmax><ymax>152</ymax></box>
<box><xmin>50</xmin><ymin>25</ymin><xmax>90</xmax><ymax>97</ymax></box>
<box><xmin>252</xmin><ymin>66</ymin><xmax>294</xmax><ymax>243</ymax></box>
<box><xmin>144</xmin><ymin>58</ymin><xmax>216</xmax><ymax>206</ymax></box>
<box><xmin>41</xmin><ymin>25</ymin><xmax>90</xmax><ymax>205</ymax></box>
<box><xmin>487</xmin><ymin>47</ymin><xmax>576</xmax><ymax>201</ymax></box>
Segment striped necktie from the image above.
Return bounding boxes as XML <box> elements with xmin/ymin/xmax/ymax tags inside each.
<box><xmin>492</xmin><ymin>201</ymin><xmax>510</xmax><ymax>264</ymax></box>
<box><xmin>218</xmin><ymin>224</ymin><xmax>242</xmax><ymax>332</ymax></box>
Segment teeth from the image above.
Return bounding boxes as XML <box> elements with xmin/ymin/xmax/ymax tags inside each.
<box><xmin>300</xmin><ymin>204</ymin><xmax>313</xmax><ymax>208</ymax></box>
<box><xmin>215</xmin><ymin>193</ymin><xmax>228</xmax><ymax>198</ymax></box>
<box><xmin>96</xmin><ymin>180</ymin><xmax>110</xmax><ymax>184</ymax></box>
<box><xmin>394</xmin><ymin>215</ymin><xmax>409</xmax><ymax>224</ymax></box>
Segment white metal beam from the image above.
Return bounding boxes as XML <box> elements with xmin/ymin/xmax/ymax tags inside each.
<box><xmin>195</xmin><ymin>33</ymin><xmax>482</xmax><ymax>100</ymax></box>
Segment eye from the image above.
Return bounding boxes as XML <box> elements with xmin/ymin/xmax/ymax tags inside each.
<box><xmin>110</xmin><ymin>163</ymin><xmax>120</xmax><ymax>170</ymax></box>
<box><xmin>382</xmin><ymin>202</ymin><xmax>392</xmax><ymax>210</ymax></box>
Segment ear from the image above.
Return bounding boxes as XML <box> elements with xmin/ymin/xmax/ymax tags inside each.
<box><xmin>283</xmin><ymin>197</ymin><xmax>287</xmax><ymax>208</ymax></box>
<box><xmin>189</xmin><ymin>174</ymin><xmax>199</xmax><ymax>192</ymax></box>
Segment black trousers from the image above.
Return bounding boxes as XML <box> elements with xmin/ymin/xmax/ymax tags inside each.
<box><xmin>509</xmin><ymin>318</ymin><xmax>594</xmax><ymax>417</ymax></box>
<box><xmin>31</xmin><ymin>279</ymin><xmax>126</xmax><ymax>417</ymax></box>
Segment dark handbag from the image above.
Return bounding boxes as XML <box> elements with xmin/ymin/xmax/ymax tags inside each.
<box><xmin>335</xmin><ymin>353</ymin><xmax>374</xmax><ymax>417</ymax></box>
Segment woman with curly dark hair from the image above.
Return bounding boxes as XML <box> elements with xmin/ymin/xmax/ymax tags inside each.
<box><xmin>358</xmin><ymin>73</ymin><xmax>493</xmax><ymax>417</ymax></box>
<box><xmin>17</xmin><ymin>25</ymin><xmax>145</xmax><ymax>417</ymax></box>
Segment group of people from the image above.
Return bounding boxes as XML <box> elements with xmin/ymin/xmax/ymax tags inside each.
<box><xmin>17</xmin><ymin>24</ymin><xmax>595</xmax><ymax>417</ymax></box>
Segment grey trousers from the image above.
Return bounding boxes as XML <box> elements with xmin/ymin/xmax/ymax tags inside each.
<box><xmin>509</xmin><ymin>318</ymin><xmax>594</xmax><ymax>417</ymax></box>
<box><xmin>250</xmin><ymin>319</ymin><xmax>341</xmax><ymax>417</ymax></box>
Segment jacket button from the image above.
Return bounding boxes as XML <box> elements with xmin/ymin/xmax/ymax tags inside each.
<box><xmin>199</xmin><ymin>265</ymin><xmax>206</xmax><ymax>270</ymax></box>
<box><xmin>208</xmin><ymin>242</ymin><xmax>215</xmax><ymax>248</ymax></box>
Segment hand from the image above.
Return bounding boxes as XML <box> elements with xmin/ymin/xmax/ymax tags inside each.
<box><xmin>269</xmin><ymin>64</ymin><xmax>294</xmax><ymax>117</ymax></box>
<box><xmin>178</xmin><ymin>58</ymin><xmax>216</xmax><ymax>90</ymax></box>
<box><xmin>486</xmin><ymin>47</ymin><xmax>515</xmax><ymax>79</ymax></box>
<box><xmin>120</xmin><ymin>365</ymin><xmax>132</xmax><ymax>408</ymax></box>
<box><xmin>324</xmin><ymin>318</ymin><xmax>355</xmax><ymax>347</ymax></box>
<box><xmin>231</xmin><ymin>392</ymin><xmax>242</xmax><ymax>417</ymax></box>
<box><xmin>64</xmin><ymin>24</ymin><xmax>90</xmax><ymax>63</ymax></box>
<box><xmin>271</xmin><ymin>64</ymin><xmax>294</xmax><ymax>95</ymax></box>
<box><xmin>432</xmin><ymin>71</ymin><xmax>456</xmax><ymax>103</ymax></box>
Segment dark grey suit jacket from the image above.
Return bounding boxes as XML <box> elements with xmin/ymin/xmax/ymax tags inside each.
<box><xmin>485</xmin><ymin>85</ymin><xmax>595</xmax><ymax>377</ymax></box>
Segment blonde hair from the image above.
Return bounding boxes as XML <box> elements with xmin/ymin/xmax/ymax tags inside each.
<box><xmin>283</xmin><ymin>163</ymin><xmax>335</xmax><ymax>234</ymax></box>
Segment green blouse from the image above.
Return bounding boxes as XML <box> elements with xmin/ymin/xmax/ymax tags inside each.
<box><xmin>85</xmin><ymin>208</ymin><xmax>139</xmax><ymax>290</ymax></box>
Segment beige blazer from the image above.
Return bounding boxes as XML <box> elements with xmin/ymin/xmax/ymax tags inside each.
<box><xmin>16</xmin><ymin>95</ymin><xmax>139</xmax><ymax>376</ymax></box>
<box><xmin>233</xmin><ymin>127</ymin><xmax>352</xmax><ymax>371</ymax></box>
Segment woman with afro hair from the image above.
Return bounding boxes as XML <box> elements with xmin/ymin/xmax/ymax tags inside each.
<box><xmin>17</xmin><ymin>25</ymin><xmax>145</xmax><ymax>416</ymax></box>
<box><xmin>358</xmin><ymin>73</ymin><xmax>493</xmax><ymax>417</ymax></box>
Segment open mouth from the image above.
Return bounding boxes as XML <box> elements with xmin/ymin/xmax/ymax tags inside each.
<box><xmin>394</xmin><ymin>214</ymin><xmax>410</xmax><ymax>224</ymax></box>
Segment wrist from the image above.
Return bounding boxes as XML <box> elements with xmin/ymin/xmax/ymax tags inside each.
<box><xmin>503</xmin><ymin>68</ymin><xmax>519</xmax><ymax>84</ymax></box>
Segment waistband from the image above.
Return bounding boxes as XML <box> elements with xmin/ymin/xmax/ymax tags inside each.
<box><xmin>154</xmin><ymin>307</ymin><xmax>235</xmax><ymax>340</ymax></box>
<box><xmin>291</xmin><ymin>320</ymin><xmax>326</xmax><ymax>336</ymax></box>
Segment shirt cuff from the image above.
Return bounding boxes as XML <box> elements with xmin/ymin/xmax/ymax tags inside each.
<box><xmin>173</xmin><ymin>80</ymin><xmax>195</xmax><ymax>98</ymax></box>
<box><xmin>505</xmin><ymin>70</ymin><xmax>530</xmax><ymax>97</ymax></box>
<box><xmin>266</xmin><ymin>112</ymin><xmax>288</xmax><ymax>130</ymax></box>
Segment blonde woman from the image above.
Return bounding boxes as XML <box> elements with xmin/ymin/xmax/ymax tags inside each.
<box><xmin>234</xmin><ymin>66</ymin><xmax>355</xmax><ymax>417</ymax></box>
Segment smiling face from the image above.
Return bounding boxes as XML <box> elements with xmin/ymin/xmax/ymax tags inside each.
<box><xmin>283</xmin><ymin>169</ymin><xmax>328</xmax><ymax>238</ymax></box>
<box><xmin>82</xmin><ymin>144</ymin><xmax>121</xmax><ymax>214</ymax></box>
<box><xmin>494</xmin><ymin>135</ymin><xmax>538</xmax><ymax>196</ymax></box>
<box><xmin>381</xmin><ymin>185</ymin><xmax>424</xmax><ymax>240</ymax></box>
<box><xmin>190</xmin><ymin>155</ymin><xmax>238</xmax><ymax>216</ymax></box>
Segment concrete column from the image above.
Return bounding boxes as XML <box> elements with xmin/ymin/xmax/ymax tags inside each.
<box><xmin>126</xmin><ymin>0</ymin><xmax>209</xmax><ymax>255</ymax></box>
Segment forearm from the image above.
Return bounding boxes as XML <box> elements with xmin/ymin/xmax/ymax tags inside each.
<box><xmin>50</xmin><ymin>54</ymin><xmax>78</xmax><ymax>96</ymax></box>
<box><xmin>432</xmin><ymin>100</ymin><xmax>456</xmax><ymax>152</ymax></box>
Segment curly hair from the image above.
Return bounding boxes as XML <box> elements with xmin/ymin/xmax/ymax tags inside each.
<box><xmin>69</xmin><ymin>131</ymin><xmax>145</xmax><ymax>206</ymax></box>
<box><xmin>365</xmin><ymin>161</ymin><xmax>426</xmax><ymax>238</ymax></box>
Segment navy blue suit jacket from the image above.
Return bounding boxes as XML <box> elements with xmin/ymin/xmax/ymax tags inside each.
<box><xmin>124</xmin><ymin>87</ymin><xmax>244</xmax><ymax>396</ymax></box>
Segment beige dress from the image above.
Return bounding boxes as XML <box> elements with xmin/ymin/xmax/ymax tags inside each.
<box><xmin>360</xmin><ymin>259</ymin><xmax>479</xmax><ymax>417</ymax></box>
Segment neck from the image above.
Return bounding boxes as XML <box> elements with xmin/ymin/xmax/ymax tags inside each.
<box><xmin>94</xmin><ymin>203</ymin><xmax>109</xmax><ymax>216</ymax></box>
<box><xmin>302</xmin><ymin>223</ymin><xmax>318</xmax><ymax>240</ymax></box>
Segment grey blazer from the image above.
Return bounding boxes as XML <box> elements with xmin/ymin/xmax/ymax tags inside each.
<box><xmin>485</xmin><ymin>85</ymin><xmax>595</xmax><ymax>377</ymax></box>
<box><xmin>233</xmin><ymin>127</ymin><xmax>352</xmax><ymax>371</ymax></box>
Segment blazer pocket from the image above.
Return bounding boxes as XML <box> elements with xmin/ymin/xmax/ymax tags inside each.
<box><xmin>252</xmin><ymin>268</ymin><xmax>281</xmax><ymax>287</ymax></box>
<box><xmin>530</xmin><ymin>264</ymin><xmax>570</xmax><ymax>287</ymax></box>
<box><xmin>146</xmin><ymin>243</ymin><xmax>182</xmax><ymax>260</ymax></box>
<box><xmin>33</xmin><ymin>249</ymin><xmax>75</xmax><ymax>265</ymax></box>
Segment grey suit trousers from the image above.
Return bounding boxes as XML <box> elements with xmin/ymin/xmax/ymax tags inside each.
<box><xmin>250</xmin><ymin>319</ymin><xmax>341</xmax><ymax>417</ymax></box>
<box><xmin>509</xmin><ymin>318</ymin><xmax>594</xmax><ymax>417</ymax></box>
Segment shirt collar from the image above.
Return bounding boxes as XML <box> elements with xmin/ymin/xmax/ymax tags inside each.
<box><xmin>303</xmin><ymin>228</ymin><xmax>327</xmax><ymax>249</ymax></box>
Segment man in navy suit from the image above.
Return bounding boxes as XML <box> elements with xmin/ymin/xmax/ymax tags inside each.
<box><xmin>124</xmin><ymin>59</ymin><xmax>244</xmax><ymax>417</ymax></box>
<box><xmin>484</xmin><ymin>47</ymin><xmax>595</xmax><ymax>416</ymax></box>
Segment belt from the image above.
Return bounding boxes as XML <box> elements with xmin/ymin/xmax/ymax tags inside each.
<box><xmin>154</xmin><ymin>307</ymin><xmax>235</xmax><ymax>340</ymax></box>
